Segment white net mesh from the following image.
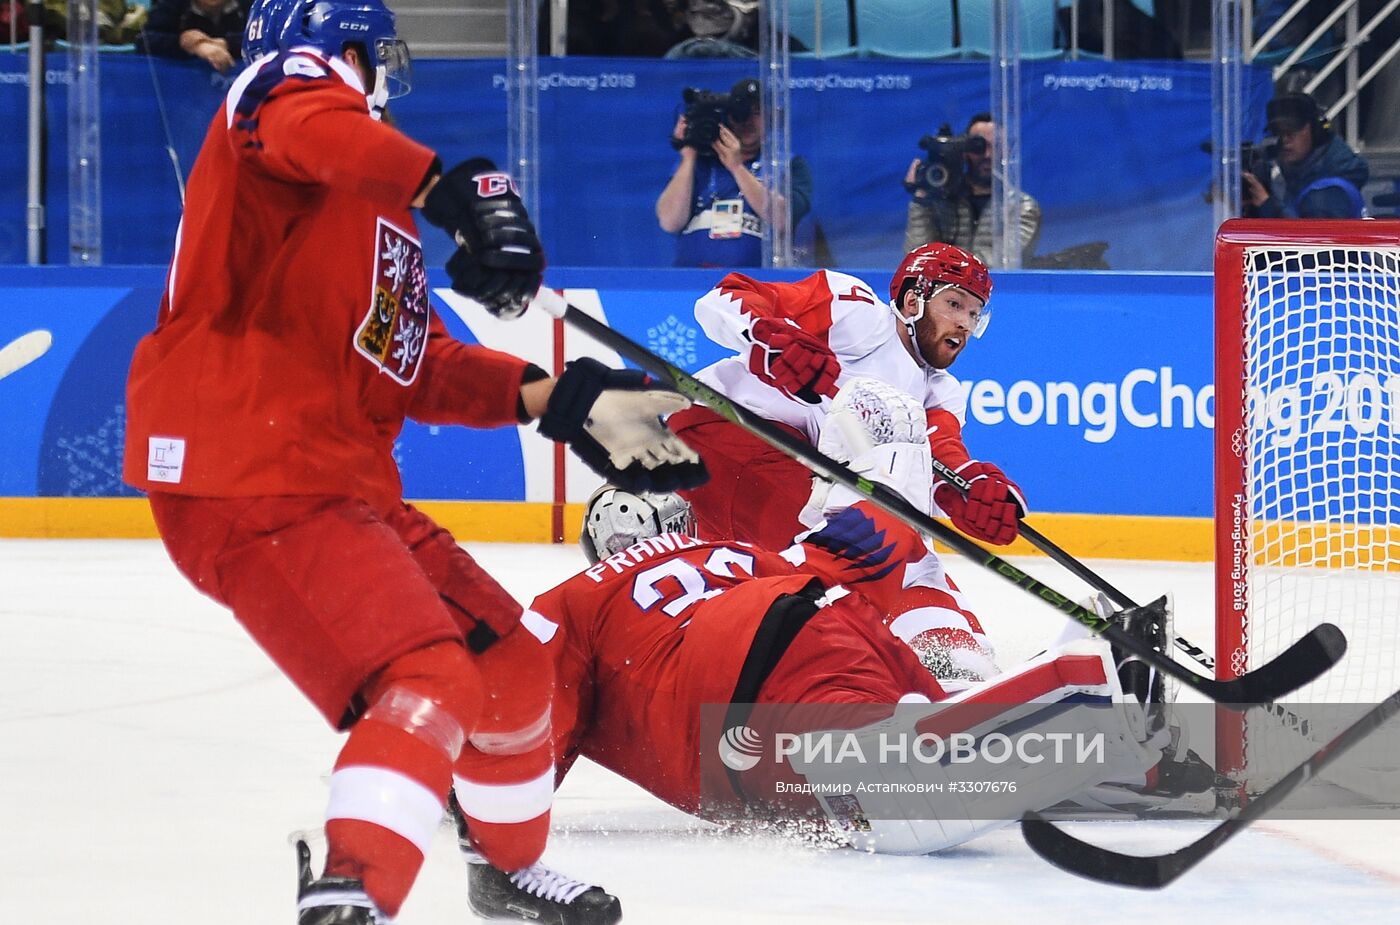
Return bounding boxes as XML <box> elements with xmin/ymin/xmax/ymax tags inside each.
<box><xmin>1237</xmin><ymin>243</ymin><xmax>1400</xmax><ymax>794</ymax></box>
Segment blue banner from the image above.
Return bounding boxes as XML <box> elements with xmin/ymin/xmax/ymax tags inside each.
<box><xmin>3</xmin><ymin>265</ymin><xmax>1219</xmax><ymax>519</ymax></box>
<box><xmin>0</xmin><ymin>268</ymin><xmax>530</xmax><ymax>501</ymax></box>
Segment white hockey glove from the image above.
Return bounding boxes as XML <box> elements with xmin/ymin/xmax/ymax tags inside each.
<box><xmin>538</xmin><ymin>357</ymin><xmax>708</xmax><ymax>493</ymax></box>
<box><xmin>800</xmin><ymin>378</ymin><xmax>932</xmax><ymax>526</ymax></box>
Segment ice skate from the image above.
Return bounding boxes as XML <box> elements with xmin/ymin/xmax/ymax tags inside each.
<box><xmin>448</xmin><ymin>790</ymin><xmax>622</xmax><ymax>925</ymax></box>
<box><xmin>294</xmin><ymin>838</ymin><xmax>392</xmax><ymax>925</ymax></box>
<box><xmin>467</xmin><ymin>860</ymin><xmax>622</xmax><ymax>925</ymax></box>
<box><xmin>1098</xmin><ymin>592</ymin><xmax>1227</xmax><ymax>814</ymax></box>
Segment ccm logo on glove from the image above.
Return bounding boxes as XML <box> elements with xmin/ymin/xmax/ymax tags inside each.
<box><xmin>933</xmin><ymin>460</ymin><xmax>1026</xmax><ymax>546</ymax></box>
<box><xmin>474</xmin><ymin>173</ymin><xmax>518</xmax><ymax>198</ymax></box>
<box><xmin>420</xmin><ymin>158</ymin><xmax>544</xmax><ymax>320</ymax></box>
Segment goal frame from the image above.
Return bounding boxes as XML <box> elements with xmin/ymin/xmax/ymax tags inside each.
<box><xmin>1214</xmin><ymin>218</ymin><xmax>1400</xmax><ymax>780</ymax></box>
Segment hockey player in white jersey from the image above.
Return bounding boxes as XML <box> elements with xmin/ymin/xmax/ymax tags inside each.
<box><xmin>669</xmin><ymin>242</ymin><xmax>1023</xmax><ymax>688</ymax></box>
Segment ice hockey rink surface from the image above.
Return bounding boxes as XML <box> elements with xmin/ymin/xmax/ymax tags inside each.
<box><xmin>5</xmin><ymin>538</ymin><xmax>1399</xmax><ymax>924</ymax></box>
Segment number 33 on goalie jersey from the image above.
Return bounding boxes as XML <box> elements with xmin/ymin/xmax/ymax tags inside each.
<box><xmin>528</xmin><ymin>501</ymin><xmax>926</xmax><ymax>806</ymax></box>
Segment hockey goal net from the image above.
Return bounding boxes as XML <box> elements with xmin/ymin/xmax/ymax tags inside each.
<box><xmin>1215</xmin><ymin>219</ymin><xmax>1400</xmax><ymax>796</ymax></box>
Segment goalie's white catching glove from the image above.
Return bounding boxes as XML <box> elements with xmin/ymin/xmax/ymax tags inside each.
<box><xmin>800</xmin><ymin>378</ymin><xmax>932</xmax><ymax>526</ymax></box>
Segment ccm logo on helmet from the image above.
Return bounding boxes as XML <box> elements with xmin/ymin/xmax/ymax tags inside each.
<box><xmin>474</xmin><ymin>172</ymin><xmax>519</xmax><ymax>198</ymax></box>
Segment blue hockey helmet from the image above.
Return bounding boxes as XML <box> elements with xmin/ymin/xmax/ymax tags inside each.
<box><xmin>243</xmin><ymin>0</ymin><xmax>412</xmax><ymax>102</ymax></box>
<box><xmin>242</xmin><ymin>0</ymin><xmax>299</xmax><ymax>63</ymax></box>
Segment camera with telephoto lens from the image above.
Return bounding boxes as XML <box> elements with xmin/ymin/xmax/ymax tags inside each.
<box><xmin>672</xmin><ymin>82</ymin><xmax>759</xmax><ymax>156</ymax></box>
<box><xmin>907</xmin><ymin>124</ymin><xmax>988</xmax><ymax>199</ymax></box>
<box><xmin>1240</xmin><ymin>136</ymin><xmax>1278</xmax><ymax>186</ymax></box>
<box><xmin>1198</xmin><ymin>136</ymin><xmax>1279</xmax><ymax>213</ymax></box>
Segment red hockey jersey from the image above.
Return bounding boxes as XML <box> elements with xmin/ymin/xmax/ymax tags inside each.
<box><xmin>530</xmin><ymin>502</ymin><xmax>926</xmax><ymax>813</ymax></box>
<box><xmin>123</xmin><ymin>50</ymin><xmax>530</xmax><ymax>509</ymax></box>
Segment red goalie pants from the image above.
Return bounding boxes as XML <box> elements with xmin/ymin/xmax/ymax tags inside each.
<box><xmin>148</xmin><ymin>493</ymin><xmax>554</xmax><ymax>914</ymax></box>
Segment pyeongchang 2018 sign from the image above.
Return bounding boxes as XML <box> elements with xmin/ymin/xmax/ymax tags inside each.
<box><xmin>958</xmin><ymin>367</ymin><xmax>1214</xmax><ymax>445</ymax></box>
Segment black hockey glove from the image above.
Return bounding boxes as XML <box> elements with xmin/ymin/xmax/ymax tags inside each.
<box><xmin>421</xmin><ymin>158</ymin><xmax>544</xmax><ymax>320</ymax></box>
<box><xmin>538</xmin><ymin>357</ymin><xmax>709</xmax><ymax>493</ymax></box>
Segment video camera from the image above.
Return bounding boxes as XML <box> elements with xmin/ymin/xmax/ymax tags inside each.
<box><xmin>1240</xmin><ymin>137</ymin><xmax>1279</xmax><ymax>186</ymax></box>
<box><xmin>907</xmin><ymin>124</ymin><xmax>988</xmax><ymax>199</ymax></box>
<box><xmin>1199</xmin><ymin>137</ymin><xmax>1279</xmax><ymax>213</ymax></box>
<box><xmin>672</xmin><ymin>80</ymin><xmax>760</xmax><ymax>155</ymax></box>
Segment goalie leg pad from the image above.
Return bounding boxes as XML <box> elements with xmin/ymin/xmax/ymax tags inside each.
<box><xmin>792</xmin><ymin>640</ymin><xmax>1160</xmax><ymax>855</ymax></box>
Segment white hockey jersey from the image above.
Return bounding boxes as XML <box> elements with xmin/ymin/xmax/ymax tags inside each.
<box><xmin>688</xmin><ymin>269</ymin><xmax>999</xmax><ymax>685</ymax></box>
<box><xmin>692</xmin><ymin>269</ymin><xmax>967</xmax><ymax>446</ymax></box>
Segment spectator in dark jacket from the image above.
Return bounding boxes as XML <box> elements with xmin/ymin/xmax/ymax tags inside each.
<box><xmin>1245</xmin><ymin>92</ymin><xmax>1370</xmax><ymax>219</ymax></box>
<box><xmin>137</xmin><ymin>0</ymin><xmax>250</xmax><ymax>73</ymax></box>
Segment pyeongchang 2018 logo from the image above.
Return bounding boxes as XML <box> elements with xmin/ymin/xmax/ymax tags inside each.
<box><xmin>718</xmin><ymin>725</ymin><xmax>764</xmax><ymax>771</ymax></box>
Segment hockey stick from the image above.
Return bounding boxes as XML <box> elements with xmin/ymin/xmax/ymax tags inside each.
<box><xmin>1021</xmin><ymin>687</ymin><xmax>1400</xmax><ymax>887</ymax></box>
<box><xmin>927</xmin><ymin>459</ymin><xmax>1320</xmax><ymax>734</ymax></box>
<box><xmin>530</xmin><ymin>289</ymin><xmax>1345</xmax><ymax>706</ymax></box>
<box><xmin>0</xmin><ymin>329</ymin><xmax>52</xmax><ymax>381</ymax></box>
<box><xmin>933</xmin><ymin>459</ymin><xmax>1178</xmax><ymax>637</ymax></box>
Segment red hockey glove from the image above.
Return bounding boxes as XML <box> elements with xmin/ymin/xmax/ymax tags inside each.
<box><xmin>746</xmin><ymin>318</ymin><xmax>840</xmax><ymax>404</ymax></box>
<box><xmin>933</xmin><ymin>460</ymin><xmax>1026</xmax><ymax>546</ymax></box>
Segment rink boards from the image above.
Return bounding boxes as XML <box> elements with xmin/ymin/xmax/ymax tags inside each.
<box><xmin>1</xmin><ymin>266</ymin><xmax>1216</xmax><ymax>558</ymax></box>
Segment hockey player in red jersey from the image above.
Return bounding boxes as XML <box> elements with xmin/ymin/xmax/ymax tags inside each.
<box><xmin>669</xmin><ymin>243</ymin><xmax>1021</xmax><ymax>690</ymax></box>
<box><xmin>121</xmin><ymin>2</ymin><xmax>703</xmax><ymax>923</ymax></box>
<box><xmin>534</xmin><ymin>379</ymin><xmax>1210</xmax><ymax>853</ymax></box>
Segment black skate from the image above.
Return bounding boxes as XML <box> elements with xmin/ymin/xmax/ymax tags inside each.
<box><xmin>468</xmin><ymin>860</ymin><xmax>622</xmax><ymax>925</ymax></box>
<box><xmin>447</xmin><ymin>790</ymin><xmax>622</xmax><ymax>925</ymax></box>
<box><xmin>294</xmin><ymin>839</ymin><xmax>392</xmax><ymax>925</ymax></box>
<box><xmin>1103</xmin><ymin>593</ymin><xmax>1235</xmax><ymax>814</ymax></box>
<box><xmin>1147</xmin><ymin>746</ymin><xmax>1227</xmax><ymax>800</ymax></box>
<box><xmin>1107</xmin><ymin>594</ymin><xmax>1173</xmax><ymax>738</ymax></box>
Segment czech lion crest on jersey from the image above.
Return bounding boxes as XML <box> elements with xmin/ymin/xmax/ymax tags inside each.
<box><xmin>356</xmin><ymin>218</ymin><xmax>430</xmax><ymax>385</ymax></box>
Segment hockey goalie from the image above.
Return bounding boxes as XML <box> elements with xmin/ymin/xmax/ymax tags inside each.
<box><xmin>529</xmin><ymin>379</ymin><xmax>1216</xmax><ymax>856</ymax></box>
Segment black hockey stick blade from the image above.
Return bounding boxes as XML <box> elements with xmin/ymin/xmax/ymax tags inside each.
<box><xmin>1197</xmin><ymin>621</ymin><xmax>1346</xmax><ymax>703</ymax></box>
<box><xmin>1021</xmin><ymin>687</ymin><xmax>1400</xmax><ymax>888</ymax></box>
<box><xmin>529</xmin><ymin>289</ymin><xmax>1344</xmax><ymax>707</ymax></box>
<box><xmin>1021</xmin><ymin>813</ymin><xmax>1182</xmax><ymax>888</ymax></box>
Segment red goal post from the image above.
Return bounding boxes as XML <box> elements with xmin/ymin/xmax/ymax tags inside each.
<box><xmin>1214</xmin><ymin>219</ymin><xmax>1400</xmax><ymax>787</ymax></box>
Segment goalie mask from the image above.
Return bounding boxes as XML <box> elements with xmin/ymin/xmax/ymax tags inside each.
<box><xmin>888</xmin><ymin>243</ymin><xmax>993</xmax><ymax>363</ymax></box>
<box><xmin>581</xmin><ymin>486</ymin><xmax>696</xmax><ymax>565</ymax></box>
<box><xmin>245</xmin><ymin>0</ymin><xmax>411</xmax><ymax>118</ymax></box>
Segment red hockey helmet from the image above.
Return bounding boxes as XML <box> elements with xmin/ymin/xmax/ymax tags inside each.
<box><xmin>889</xmin><ymin>242</ymin><xmax>993</xmax><ymax>307</ymax></box>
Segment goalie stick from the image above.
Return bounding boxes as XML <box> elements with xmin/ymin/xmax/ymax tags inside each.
<box><xmin>528</xmin><ymin>288</ymin><xmax>1345</xmax><ymax>707</ymax></box>
<box><xmin>1022</xmin><ymin>686</ymin><xmax>1400</xmax><ymax>887</ymax></box>
<box><xmin>927</xmin><ymin>458</ymin><xmax>1318</xmax><ymax>736</ymax></box>
<box><xmin>0</xmin><ymin>330</ymin><xmax>52</xmax><ymax>381</ymax></box>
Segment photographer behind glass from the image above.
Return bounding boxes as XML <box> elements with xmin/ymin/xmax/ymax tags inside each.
<box><xmin>902</xmin><ymin>113</ymin><xmax>1040</xmax><ymax>264</ymax></box>
<box><xmin>656</xmin><ymin>78</ymin><xmax>813</xmax><ymax>268</ymax></box>
<box><xmin>1242</xmin><ymin>91</ymin><xmax>1369</xmax><ymax>219</ymax></box>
